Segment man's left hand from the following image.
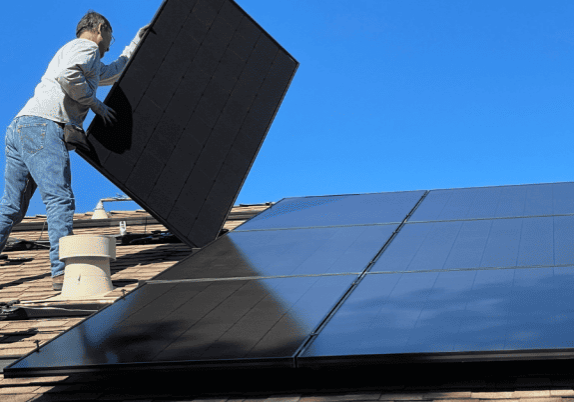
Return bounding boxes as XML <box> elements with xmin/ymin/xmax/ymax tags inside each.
<box><xmin>138</xmin><ymin>24</ymin><xmax>151</xmax><ymax>39</ymax></box>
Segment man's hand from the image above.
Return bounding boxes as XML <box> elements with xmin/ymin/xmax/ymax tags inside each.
<box><xmin>91</xmin><ymin>101</ymin><xmax>117</xmax><ymax>127</ymax></box>
<box><xmin>138</xmin><ymin>24</ymin><xmax>151</xmax><ymax>39</ymax></box>
<box><xmin>131</xmin><ymin>24</ymin><xmax>151</xmax><ymax>47</ymax></box>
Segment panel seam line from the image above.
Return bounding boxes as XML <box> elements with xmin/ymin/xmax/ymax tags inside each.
<box><xmin>291</xmin><ymin>190</ymin><xmax>430</xmax><ymax>367</ymax></box>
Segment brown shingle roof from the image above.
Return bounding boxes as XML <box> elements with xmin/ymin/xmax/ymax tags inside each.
<box><xmin>2</xmin><ymin>368</ymin><xmax>574</xmax><ymax>401</ymax></box>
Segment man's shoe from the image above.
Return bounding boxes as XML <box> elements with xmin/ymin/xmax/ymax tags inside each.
<box><xmin>52</xmin><ymin>275</ymin><xmax>64</xmax><ymax>291</ymax></box>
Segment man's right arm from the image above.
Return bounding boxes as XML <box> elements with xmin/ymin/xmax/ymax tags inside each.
<box><xmin>54</xmin><ymin>43</ymin><xmax>115</xmax><ymax>125</ymax></box>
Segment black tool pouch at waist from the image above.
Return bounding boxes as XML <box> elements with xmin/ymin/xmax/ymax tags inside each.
<box><xmin>63</xmin><ymin>124</ymin><xmax>90</xmax><ymax>152</ymax></box>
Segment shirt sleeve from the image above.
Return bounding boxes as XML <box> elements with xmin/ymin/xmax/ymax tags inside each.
<box><xmin>54</xmin><ymin>43</ymin><xmax>101</xmax><ymax>109</ymax></box>
<box><xmin>98</xmin><ymin>55</ymin><xmax>129</xmax><ymax>86</ymax></box>
<box><xmin>99</xmin><ymin>40</ymin><xmax>139</xmax><ymax>86</ymax></box>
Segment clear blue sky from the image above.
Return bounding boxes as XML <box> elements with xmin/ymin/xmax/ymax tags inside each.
<box><xmin>2</xmin><ymin>0</ymin><xmax>574</xmax><ymax>217</ymax></box>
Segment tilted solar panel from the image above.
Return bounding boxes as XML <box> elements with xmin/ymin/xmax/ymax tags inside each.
<box><xmin>78</xmin><ymin>0</ymin><xmax>298</xmax><ymax>248</ymax></box>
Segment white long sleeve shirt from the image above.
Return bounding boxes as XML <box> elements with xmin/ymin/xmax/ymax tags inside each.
<box><xmin>17</xmin><ymin>38</ymin><xmax>138</xmax><ymax>128</ymax></box>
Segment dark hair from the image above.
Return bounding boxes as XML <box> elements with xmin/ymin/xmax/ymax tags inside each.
<box><xmin>76</xmin><ymin>10</ymin><xmax>112</xmax><ymax>38</ymax></box>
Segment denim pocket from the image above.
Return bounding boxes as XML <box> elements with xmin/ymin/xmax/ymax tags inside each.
<box><xmin>18</xmin><ymin>123</ymin><xmax>46</xmax><ymax>154</ymax></box>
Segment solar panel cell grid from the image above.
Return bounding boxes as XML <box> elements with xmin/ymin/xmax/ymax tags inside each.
<box><xmin>153</xmin><ymin>0</ymin><xmax>189</xmax><ymax>39</ymax></box>
<box><xmin>207</xmin><ymin>176</ymin><xmax>238</xmax><ymax>212</ymax></box>
<box><xmin>553</xmin><ymin>182</ymin><xmax>574</xmax><ymax>214</ymax></box>
<box><xmin>189</xmin><ymin>204</ymin><xmax>227</xmax><ymax>242</ymax></box>
<box><xmin>252</xmin><ymin>53</ymin><xmax>298</xmax><ymax>118</ymax></box>
<box><xmin>162</xmin><ymin>77</ymin><xmax>203</xmax><ymax>122</ymax></box>
<box><xmin>144</xmin><ymin>127</ymin><xmax>175</xmax><ymax>162</ymax></box>
<box><xmin>125</xmin><ymin>150</ymin><xmax>164</xmax><ymax>200</ymax></box>
<box><xmin>195</xmin><ymin>84</ymin><xmax>226</xmax><ymax>128</ymax></box>
<box><xmin>6</xmin><ymin>275</ymin><xmax>356</xmax><ymax>374</ymax></box>
<box><xmin>374</xmin><ymin>216</ymin><xmax>574</xmax><ymax>273</ymax></box>
<box><xmin>410</xmin><ymin>183</ymin><xmax>574</xmax><ymax>222</ymax></box>
<box><xmin>517</xmin><ymin>217</ymin><xmax>554</xmax><ymax>267</ymax></box>
<box><xmin>218</xmin><ymin>0</ymin><xmax>243</xmax><ymax>28</ymax></box>
<box><xmin>192</xmin><ymin>0</ymin><xmax>220</xmax><ymax>26</ymax></box>
<box><xmin>136</xmin><ymin>33</ymin><xmax>172</xmax><ymax>81</ymax></box>
<box><xmin>166</xmin><ymin>201</ymin><xmax>197</xmax><ymax>237</ymax></box>
<box><xmin>554</xmin><ymin>216</ymin><xmax>574</xmax><ymax>265</ymax></box>
<box><xmin>217</xmin><ymin>150</ymin><xmax>249</xmax><ymax>186</ymax></box>
<box><xmin>216</xmin><ymin>49</ymin><xmax>245</xmax><ymax>88</ymax></box>
<box><xmin>146</xmin><ymin>168</ymin><xmax>182</xmax><ymax>219</ymax></box>
<box><xmin>300</xmin><ymin>267</ymin><xmax>574</xmax><ymax>361</ymax></box>
<box><xmin>116</xmin><ymin>74</ymin><xmax>146</xmax><ymax>110</ymax></box>
<box><xmin>237</xmin><ymin>191</ymin><xmax>425</xmax><ymax>231</ymax></box>
<box><xmin>101</xmin><ymin>152</ymin><xmax>134</xmax><ymax>185</ymax></box>
<box><xmin>154</xmin><ymin>225</ymin><xmax>396</xmax><ymax>280</ymax></box>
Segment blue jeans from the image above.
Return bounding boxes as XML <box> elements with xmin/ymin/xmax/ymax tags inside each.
<box><xmin>0</xmin><ymin>116</ymin><xmax>75</xmax><ymax>277</ymax></box>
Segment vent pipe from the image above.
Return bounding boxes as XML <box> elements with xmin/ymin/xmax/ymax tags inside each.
<box><xmin>56</xmin><ymin>235</ymin><xmax>116</xmax><ymax>299</ymax></box>
<box><xmin>91</xmin><ymin>196</ymin><xmax>133</xmax><ymax>219</ymax></box>
<box><xmin>91</xmin><ymin>200</ymin><xmax>108</xmax><ymax>219</ymax></box>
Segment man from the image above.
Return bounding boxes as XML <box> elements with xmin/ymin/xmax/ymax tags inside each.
<box><xmin>0</xmin><ymin>11</ymin><xmax>149</xmax><ymax>291</ymax></box>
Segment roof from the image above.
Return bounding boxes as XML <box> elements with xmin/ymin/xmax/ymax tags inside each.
<box><xmin>0</xmin><ymin>202</ymin><xmax>574</xmax><ymax>401</ymax></box>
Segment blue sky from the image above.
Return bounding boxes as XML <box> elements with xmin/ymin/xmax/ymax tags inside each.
<box><xmin>1</xmin><ymin>1</ymin><xmax>574</xmax><ymax>217</ymax></box>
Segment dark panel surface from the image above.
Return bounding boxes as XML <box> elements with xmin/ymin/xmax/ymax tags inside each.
<box><xmin>236</xmin><ymin>191</ymin><xmax>425</xmax><ymax>231</ymax></box>
<box><xmin>300</xmin><ymin>266</ymin><xmax>574</xmax><ymax>363</ymax></box>
<box><xmin>410</xmin><ymin>182</ymin><xmax>574</xmax><ymax>222</ymax></box>
<box><xmin>7</xmin><ymin>275</ymin><xmax>355</xmax><ymax>376</ymax></box>
<box><xmin>373</xmin><ymin>216</ymin><xmax>574</xmax><ymax>273</ymax></box>
<box><xmin>79</xmin><ymin>0</ymin><xmax>298</xmax><ymax>248</ymax></box>
<box><xmin>154</xmin><ymin>224</ymin><xmax>397</xmax><ymax>280</ymax></box>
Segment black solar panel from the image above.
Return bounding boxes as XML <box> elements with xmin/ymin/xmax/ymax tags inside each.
<box><xmin>299</xmin><ymin>267</ymin><xmax>574</xmax><ymax>366</ymax></box>
<box><xmin>296</xmin><ymin>183</ymin><xmax>574</xmax><ymax>367</ymax></box>
<box><xmin>409</xmin><ymin>182</ymin><xmax>574</xmax><ymax>222</ymax></box>
<box><xmin>4</xmin><ymin>189</ymin><xmax>417</xmax><ymax>376</ymax></box>
<box><xmin>153</xmin><ymin>224</ymin><xmax>398</xmax><ymax>280</ymax></box>
<box><xmin>237</xmin><ymin>190</ymin><xmax>426</xmax><ymax>231</ymax></box>
<box><xmin>8</xmin><ymin>180</ymin><xmax>574</xmax><ymax>376</ymax></box>
<box><xmin>6</xmin><ymin>276</ymin><xmax>356</xmax><ymax>376</ymax></box>
<box><xmin>373</xmin><ymin>216</ymin><xmax>574</xmax><ymax>272</ymax></box>
<box><xmin>79</xmin><ymin>0</ymin><xmax>298</xmax><ymax>248</ymax></box>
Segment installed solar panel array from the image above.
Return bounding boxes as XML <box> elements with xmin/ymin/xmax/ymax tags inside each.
<box><xmin>7</xmin><ymin>182</ymin><xmax>574</xmax><ymax>377</ymax></box>
<box><xmin>302</xmin><ymin>183</ymin><xmax>574</xmax><ymax>366</ymax></box>
<box><xmin>79</xmin><ymin>0</ymin><xmax>298</xmax><ymax>248</ymax></box>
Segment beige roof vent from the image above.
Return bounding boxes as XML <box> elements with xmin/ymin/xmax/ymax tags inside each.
<box><xmin>91</xmin><ymin>200</ymin><xmax>109</xmax><ymax>219</ymax></box>
<box><xmin>53</xmin><ymin>234</ymin><xmax>117</xmax><ymax>299</ymax></box>
<box><xmin>91</xmin><ymin>196</ymin><xmax>133</xmax><ymax>219</ymax></box>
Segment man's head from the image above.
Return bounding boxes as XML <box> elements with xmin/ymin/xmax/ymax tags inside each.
<box><xmin>76</xmin><ymin>10</ymin><xmax>114</xmax><ymax>58</ymax></box>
